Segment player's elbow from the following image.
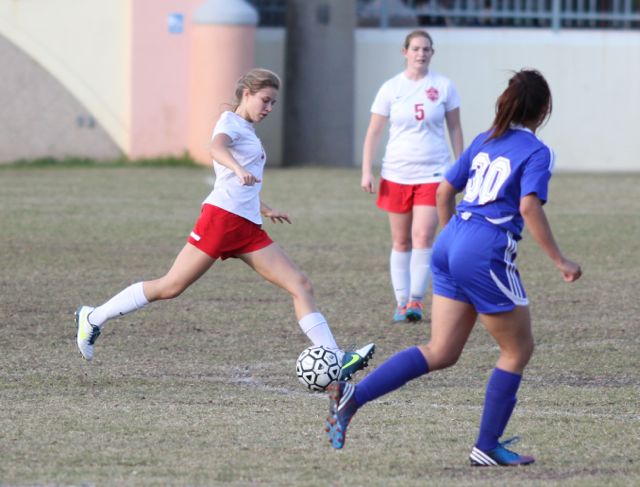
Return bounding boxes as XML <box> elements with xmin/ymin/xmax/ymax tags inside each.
<box><xmin>519</xmin><ymin>194</ymin><xmax>543</xmax><ymax>219</ymax></box>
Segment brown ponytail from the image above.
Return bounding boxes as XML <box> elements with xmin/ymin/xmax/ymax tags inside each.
<box><xmin>487</xmin><ymin>69</ymin><xmax>552</xmax><ymax>141</ymax></box>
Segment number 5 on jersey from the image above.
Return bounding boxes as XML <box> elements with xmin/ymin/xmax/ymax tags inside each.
<box><xmin>414</xmin><ymin>103</ymin><xmax>425</xmax><ymax>121</ymax></box>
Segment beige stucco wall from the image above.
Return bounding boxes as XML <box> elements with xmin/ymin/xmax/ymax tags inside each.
<box><xmin>257</xmin><ymin>27</ymin><xmax>640</xmax><ymax>171</ymax></box>
<box><xmin>0</xmin><ymin>0</ymin><xmax>130</xmax><ymax>152</ymax></box>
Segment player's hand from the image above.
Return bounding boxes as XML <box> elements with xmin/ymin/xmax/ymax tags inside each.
<box><xmin>361</xmin><ymin>173</ymin><xmax>376</xmax><ymax>193</ymax></box>
<box><xmin>236</xmin><ymin>168</ymin><xmax>261</xmax><ymax>186</ymax></box>
<box><xmin>557</xmin><ymin>258</ymin><xmax>582</xmax><ymax>282</ymax></box>
<box><xmin>262</xmin><ymin>208</ymin><xmax>291</xmax><ymax>224</ymax></box>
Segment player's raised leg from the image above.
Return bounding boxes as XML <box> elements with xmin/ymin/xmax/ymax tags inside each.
<box><xmin>76</xmin><ymin>243</ymin><xmax>215</xmax><ymax>361</ymax></box>
<box><xmin>240</xmin><ymin>243</ymin><xmax>375</xmax><ymax>379</ymax></box>
<box><xmin>325</xmin><ymin>295</ymin><xmax>477</xmax><ymax>449</ymax></box>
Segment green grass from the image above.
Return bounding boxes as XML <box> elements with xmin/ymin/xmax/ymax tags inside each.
<box><xmin>0</xmin><ymin>166</ymin><xmax>638</xmax><ymax>486</ymax></box>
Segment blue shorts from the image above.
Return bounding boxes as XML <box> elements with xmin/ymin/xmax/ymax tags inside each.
<box><xmin>431</xmin><ymin>215</ymin><xmax>528</xmax><ymax>314</ymax></box>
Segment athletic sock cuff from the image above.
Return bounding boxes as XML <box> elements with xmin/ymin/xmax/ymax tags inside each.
<box><xmin>298</xmin><ymin>312</ymin><xmax>326</xmax><ymax>334</ymax></box>
<box><xmin>132</xmin><ymin>282</ymin><xmax>149</xmax><ymax>307</ymax></box>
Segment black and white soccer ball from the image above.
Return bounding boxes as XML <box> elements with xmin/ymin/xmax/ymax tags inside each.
<box><xmin>296</xmin><ymin>345</ymin><xmax>340</xmax><ymax>391</ymax></box>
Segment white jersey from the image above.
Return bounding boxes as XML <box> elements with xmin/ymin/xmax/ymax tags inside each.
<box><xmin>371</xmin><ymin>70</ymin><xmax>461</xmax><ymax>184</ymax></box>
<box><xmin>203</xmin><ymin>111</ymin><xmax>266</xmax><ymax>224</ymax></box>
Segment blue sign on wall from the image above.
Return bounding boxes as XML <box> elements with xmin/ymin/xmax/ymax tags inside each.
<box><xmin>168</xmin><ymin>13</ymin><xmax>184</xmax><ymax>34</ymax></box>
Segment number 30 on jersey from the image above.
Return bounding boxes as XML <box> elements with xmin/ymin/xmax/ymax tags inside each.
<box><xmin>463</xmin><ymin>153</ymin><xmax>511</xmax><ymax>205</ymax></box>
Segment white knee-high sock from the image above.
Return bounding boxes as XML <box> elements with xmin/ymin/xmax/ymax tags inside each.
<box><xmin>409</xmin><ymin>247</ymin><xmax>432</xmax><ymax>302</ymax></box>
<box><xmin>298</xmin><ymin>312</ymin><xmax>343</xmax><ymax>361</ymax></box>
<box><xmin>88</xmin><ymin>282</ymin><xmax>149</xmax><ymax>329</ymax></box>
<box><xmin>390</xmin><ymin>249</ymin><xmax>411</xmax><ymax>306</ymax></box>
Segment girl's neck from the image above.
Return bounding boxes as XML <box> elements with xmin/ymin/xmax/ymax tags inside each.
<box><xmin>234</xmin><ymin>108</ymin><xmax>252</xmax><ymax>123</ymax></box>
<box><xmin>404</xmin><ymin>68</ymin><xmax>428</xmax><ymax>81</ymax></box>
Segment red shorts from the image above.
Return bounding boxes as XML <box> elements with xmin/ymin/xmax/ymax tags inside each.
<box><xmin>187</xmin><ymin>204</ymin><xmax>273</xmax><ymax>260</ymax></box>
<box><xmin>376</xmin><ymin>178</ymin><xmax>439</xmax><ymax>213</ymax></box>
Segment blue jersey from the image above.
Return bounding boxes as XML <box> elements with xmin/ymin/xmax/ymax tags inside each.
<box><xmin>445</xmin><ymin>126</ymin><xmax>555</xmax><ymax>238</ymax></box>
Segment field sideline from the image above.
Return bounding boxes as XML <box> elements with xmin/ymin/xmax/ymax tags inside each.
<box><xmin>1</xmin><ymin>165</ymin><xmax>638</xmax><ymax>486</ymax></box>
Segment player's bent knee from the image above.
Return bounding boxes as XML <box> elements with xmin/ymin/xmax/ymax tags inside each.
<box><xmin>422</xmin><ymin>345</ymin><xmax>462</xmax><ymax>371</ymax></box>
<box><xmin>297</xmin><ymin>274</ymin><xmax>314</xmax><ymax>297</ymax></box>
<box><xmin>156</xmin><ymin>280</ymin><xmax>187</xmax><ymax>300</ymax></box>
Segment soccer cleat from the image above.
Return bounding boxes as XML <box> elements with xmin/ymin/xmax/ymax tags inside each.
<box><xmin>75</xmin><ymin>305</ymin><xmax>101</xmax><ymax>361</ymax></box>
<box><xmin>325</xmin><ymin>381</ymin><xmax>359</xmax><ymax>449</ymax></box>
<box><xmin>469</xmin><ymin>437</ymin><xmax>535</xmax><ymax>466</ymax></box>
<box><xmin>405</xmin><ymin>300</ymin><xmax>424</xmax><ymax>322</ymax></box>
<box><xmin>392</xmin><ymin>304</ymin><xmax>408</xmax><ymax>322</ymax></box>
<box><xmin>338</xmin><ymin>343</ymin><xmax>375</xmax><ymax>381</ymax></box>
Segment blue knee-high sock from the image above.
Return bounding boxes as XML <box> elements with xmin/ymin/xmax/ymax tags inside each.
<box><xmin>475</xmin><ymin>368</ymin><xmax>522</xmax><ymax>451</ymax></box>
<box><xmin>354</xmin><ymin>347</ymin><xmax>429</xmax><ymax>407</ymax></box>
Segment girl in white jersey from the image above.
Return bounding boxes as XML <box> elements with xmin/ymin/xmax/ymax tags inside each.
<box><xmin>361</xmin><ymin>30</ymin><xmax>464</xmax><ymax>323</ymax></box>
<box><xmin>75</xmin><ymin>68</ymin><xmax>374</xmax><ymax>381</ymax></box>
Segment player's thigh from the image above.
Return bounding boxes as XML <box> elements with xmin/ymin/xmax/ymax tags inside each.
<box><xmin>239</xmin><ymin>242</ymin><xmax>310</xmax><ymax>294</ymax></box>
<box><xmin>146</xmin><ymin>243</ymin><xmax>215</xmax><ymax>299</ymax></box>
<box><xmin>419</xmin><ymin>294</ymin><xmax>477</xmax><ymax>369</ymax></box>
<box><xmin>480</xmin><ymin>306</ymin><xmax>534</xmax><ymax>371</ymax></box>
<box><xmin>411</xmin><ymin>205</ymin><xmax>439</xmax><ymax>247</ymax></box>
<box><xmin>388</xmin><ymin>211</ymin><xmax>413</xmax><ymax>250</ymax></box>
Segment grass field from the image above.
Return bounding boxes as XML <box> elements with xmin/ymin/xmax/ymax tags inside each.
<box><xmin>1</xmin><ymin>165</ymin><xmax>638</xmax><ymax>486</ymax></box>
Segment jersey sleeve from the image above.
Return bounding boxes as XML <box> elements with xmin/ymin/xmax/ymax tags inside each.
<box><xmin>212</xmin><ymin>113</ymin><xmax>240</xmax><ymax>142</ymax></box>
<box><xmin>370</xmin><ymin>81</ymin><xmax>392</xmax><ymax>117</ymax></box>
<box><xmin>444</xmin><ymin>80</ymin><xmax>461</xmax><ymax>112</ymax></box>
<box><xmin>520</xmin><ymin>146</ymin><xmax>554</xmax><ymax>204</ymax></box>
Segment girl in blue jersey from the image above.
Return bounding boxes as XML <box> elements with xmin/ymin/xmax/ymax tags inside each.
<box><xmin>324</xmin><ymin>69</ymin><xmax>582</xmax><ymax>466</ymax></box>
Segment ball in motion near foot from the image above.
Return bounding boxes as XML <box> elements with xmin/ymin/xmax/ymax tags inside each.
<box><xmin>296</xmin><ymin>345</ymin><xmax>340</xmax><ymax>391</ymax></box>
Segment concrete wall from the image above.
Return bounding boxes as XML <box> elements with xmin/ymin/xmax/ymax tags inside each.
<box><xmin>256</xmin><ymin>27</ymin><xmax>640</xmax><ymax>171</ymax></box>
<box><xmin>0</xmin><ymin>2</ymin><xmax>638</xmax><ymax>171</ymax></box>
<box><xmin>130</xmin><ymin>0</ymin><xmax>201</xmax><ymax>159</ymax></box>
<box><xmin>0</xmin><ymin>0</ymin><xmax>130</xmax><ymax>156</ymax></box>
<box><xmin>283</xmin><ymin>0</ymin><xmax>355</xmax><ymax>166</ymax></box>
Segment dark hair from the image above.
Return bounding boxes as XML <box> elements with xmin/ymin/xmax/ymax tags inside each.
<box><xmin>487</xmin><ymin>69</ymin><xmax>552</xmax><ymax>141</ymax></box>
<box><xmin>403</xmin><ymin>30</ymin><xmax>433</xmax><ymax>49</ymax></box>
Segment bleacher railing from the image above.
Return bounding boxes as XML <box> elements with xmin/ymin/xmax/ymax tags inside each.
<box><xmin>249</xmin><ymin>0</ymin><xmax>640</xmax><ymax>30</ymax></box>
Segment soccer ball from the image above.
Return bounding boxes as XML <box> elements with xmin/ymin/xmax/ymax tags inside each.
<box><xmin>296</xmin><ymin>345</ymin><xmax>341</xmax><ymax>391</ymax></box>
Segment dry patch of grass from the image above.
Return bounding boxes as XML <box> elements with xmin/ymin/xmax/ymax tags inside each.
<box><xmin>1</xmin><ymin>167</ymin><xmax>638</xmax><ymax>486</ymax></box>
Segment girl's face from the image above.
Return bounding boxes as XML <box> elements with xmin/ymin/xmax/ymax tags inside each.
<box><xmin>403</xmin><ymin>36</ymin><xmax>434</xmax><ymax>72</ymax></box>
<box><xmin>238</xmin><ymin>87</ymin><xmax>278</xmax><ymax>123</ymax></box>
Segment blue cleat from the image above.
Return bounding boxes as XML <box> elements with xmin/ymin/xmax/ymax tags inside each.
<box><xmin>339</xmin><ymin>343</ymin><xmax>375</xmax><ymax>381</ymax></box>
<box><xmin>325</xmin><ymin>381</ymin><xmax>359</xmax><ymax>449</ymax></box>
<box><xmin>392</xmin><ymin>304</ymin><xmax>408</xmax><ymax>322</ymax></box>
<box><xmin>405</xmin><ymin>300</ymin><xmax>424</xmax><ymax>322</ymax></box>
<box><xmin>469</xmin><ymin>437</ymin><xmax>535</xmax><ymax>466</ymax></box>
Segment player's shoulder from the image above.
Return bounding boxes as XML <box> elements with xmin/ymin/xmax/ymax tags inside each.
<box><xmin>218</xmin><ymin>110</ymin><xmax>243</xmax><ymax>127</ymax></box>
<box><xmin>379</xmin><ymin>72</ymin><xmax>405</xmax><ymax>90</ymax></box>
<box><xmin>425</xmin><ymin>70</ymin><xmax>455</xmax><ymax>87</ymax></box>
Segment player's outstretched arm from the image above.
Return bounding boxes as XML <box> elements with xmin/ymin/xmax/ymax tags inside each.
<box><xmin>520</xmin><ymin>194</ymin><xmax>582</xmax><ymax>282</ymax></box>
<box><xmin>260</xmin><ymin>200</ymin><xmax>291</xmax><ymax>224</ymax></box>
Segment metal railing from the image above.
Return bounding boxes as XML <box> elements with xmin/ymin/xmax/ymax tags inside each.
<box><xmin>249</xmin><ymin>0</ymin><xmax>640</xmax><ymax>29</ymax></box>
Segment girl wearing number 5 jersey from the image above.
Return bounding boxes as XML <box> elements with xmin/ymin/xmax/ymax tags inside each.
<box><xmin>325</xmin><ymin>69</ymin><xmax>582</xmax><ymax>466</ymax></box>
<box><xmin>361</xmin><ymin>30</ymin><xmax>464</xmax><ymax>323</ymax></box>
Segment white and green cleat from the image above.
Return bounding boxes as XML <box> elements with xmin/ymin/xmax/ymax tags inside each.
<box><xmin>75</xmin><ymin>305</ymin><xmax>101</xmax><ymax>361</ymax></box>
<box><xmin>339</xmin><ymin>343</ymin><xmax>375</xmax><ymax>381</ymax></box>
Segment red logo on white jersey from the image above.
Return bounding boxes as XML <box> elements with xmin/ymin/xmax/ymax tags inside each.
<box><xmin>426</xmin><ymin>87</ymin><xmax>439</xmax><ymax>102</ymax></box>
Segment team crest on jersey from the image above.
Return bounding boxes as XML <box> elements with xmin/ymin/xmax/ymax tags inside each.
<box><xmin>426</xmin><ymin>87</ymin><xmax>439</xmax><ymax>102</ymax></box>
